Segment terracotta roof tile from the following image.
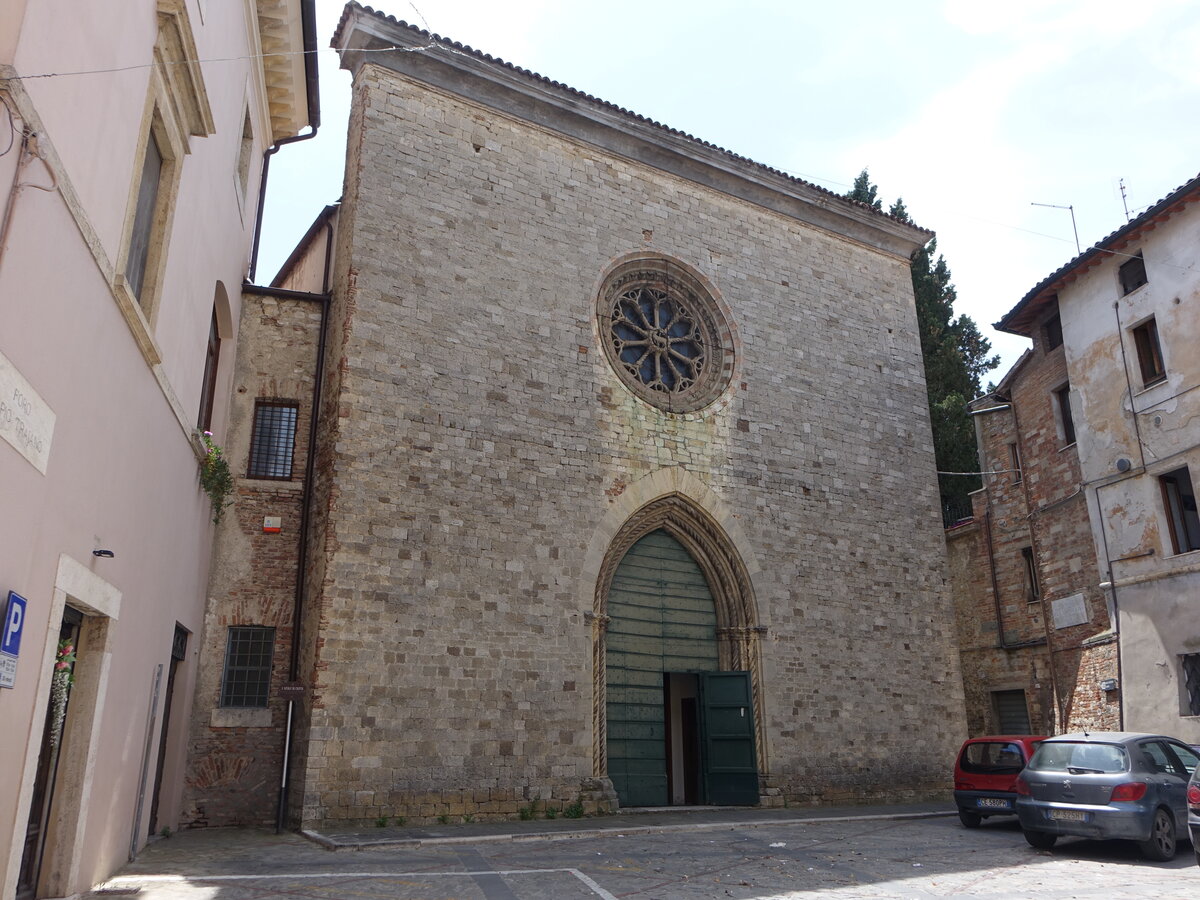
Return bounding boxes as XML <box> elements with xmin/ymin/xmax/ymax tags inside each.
<box><xmin>332</xmin><ymin>2</ymin><xmax>929</xmax><ymax>236</ymax></box>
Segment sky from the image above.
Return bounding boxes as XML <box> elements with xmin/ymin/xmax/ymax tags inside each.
<box><xmin>259</xmin><ymin>0</ymin><xmax>1200</xmax><ymax>380</ymax></box>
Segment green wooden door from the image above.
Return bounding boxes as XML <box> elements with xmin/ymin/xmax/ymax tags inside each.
<box><xmin>700</xmin><ymin>671</ymin><xmax>759</xmax><ymax>805</ymax></box>
<box><xmin>606</xmin><ymin>530</ymin><xmax>718</xmax><ymax>807</ymax></box>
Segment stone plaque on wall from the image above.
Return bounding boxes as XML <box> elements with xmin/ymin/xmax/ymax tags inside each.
<box><xmin>0</xmin><ymin>350</ymin><xmax>55</xmax><ymax>474</ymax></box>
<box><xmin>1052</xmin><ymin>593</ymin><xmax>1089</xmax><ymax>630</ymax></box>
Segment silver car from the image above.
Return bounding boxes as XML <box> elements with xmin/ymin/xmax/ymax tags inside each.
<box><xmin>1188</xmin><ymin>760</ymin><xmax>1200</xmax><ymax>866</ymax></box>
<box><xmin>1015</xmin><ymin>732</ymin><xmax>1198</xmax><ymax>860</ymax></box>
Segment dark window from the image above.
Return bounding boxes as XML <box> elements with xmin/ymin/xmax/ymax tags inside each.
<box><xmin>1167</xmin><ymin>740</ymin><xmax>1199</xmax><ymax>775</ymax></box>
<box><xmin>220</xmin><ymin>626</ymin><xmax>274</xmax><ymax>708</ymax></box>
<box><xmin>1009</xmin><ymin>443</ymin><xmax>1023</xmax><ymax>484</ymax></box>
<box><xmin>1132</xmin><ymin>317</ymin><xmax>1165</xmax><ymax>386</ymax></box>
<box><xmin>1021</xmin><ymin>546</ymin><xmax>1040</xmax><ymax>603</ymax></box>
<box><xmin>1053</xmin><ymin>383</ymin><xmax>1075</xmax><ymax>445</ymax></box>
<box><xmin>1118</xmin><ymin>252</ymin><xmax>1148</xmax><ymax>295</ymax></box>
<box><xmin>959</xmin><ymin>741</ymin><xmax>1030</xmax><ymax>775</ymax></box>
<box><xmin>197</xmin><ymin>309</ymin><xmax>221</xmax><ymax>430</ymax></box>
<box><xmin>126</xmin><ymin>130</ymin><xmax>163</xmax><ymax>303</ymax></box>
<box><xmin>1043</xmin><ymin>312</ymin><xmax>1063</xmax><ymax>351</ymax></box>
<box><xmin>1185</xmin><ymin>654</ymin><xmax>1200</xmax><ymax>717</ymax></box>
<box><xmin>1160</xmin><ymin>466</ymin><xmax>1200</xmax><ymax>554</ymax></box>
<box><xmin>992</xmin><ymin>689</ymin><xmax>1031</xmax><ymax>734</ymax></box>
<box><xmin>247</xmin><ymin>401</ymin><xmax>298</xmax><ymax>480</ymax></box>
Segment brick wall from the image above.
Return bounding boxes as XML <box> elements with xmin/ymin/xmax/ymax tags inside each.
<box><xmin>947</xmin><ymin>320</ymin><xmax>1119</xmax><ymax>739</ymax></box>
<box><xmin>183</xmin><ymin>291</ymin><xmax>323</xmax><ymax>826</ymax></box>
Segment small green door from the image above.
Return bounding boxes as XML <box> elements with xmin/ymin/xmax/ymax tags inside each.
<box><xmin>700</xmin><ymin>671</ymin><xmax>759</xmax><ymax>806</ymax></box>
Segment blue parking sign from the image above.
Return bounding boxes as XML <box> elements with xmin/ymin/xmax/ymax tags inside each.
<box><xmin>3</xmin><ymin>591</ymin><xmax>26</xmax><ymax>655</ymax></box>
<box><xmin>1</xmin><ymin>592</ymin><xmax>26</xmax><ymax>689</ymax></box>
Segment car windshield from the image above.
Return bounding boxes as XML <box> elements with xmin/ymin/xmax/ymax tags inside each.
<box><xmin>960</xmin><ymin>742</ymin><xmax>1027</xmax><ymax>775</ymax></box>
<box><xmin>1030</xmin><ymin>741</ymin><xmax>1127</xmax><ymax>775</ymax></box>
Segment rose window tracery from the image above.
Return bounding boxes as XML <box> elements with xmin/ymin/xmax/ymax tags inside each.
<box><xmin>597</xmin><ymin>263</ymin><xmax>733</xmax><ymax>413</ymax></box>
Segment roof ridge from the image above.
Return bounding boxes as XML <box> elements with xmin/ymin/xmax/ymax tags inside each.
<box><xmin>333</xmin><ymin>2</ymin><xmax>928</xmax><ymax>236</ymax></box>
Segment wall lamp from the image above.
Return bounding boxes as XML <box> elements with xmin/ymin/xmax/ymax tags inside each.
<box><xmin>92</xmin><ymin>549</ymin><xmax>115</xmax><ymax>559</ymax></box>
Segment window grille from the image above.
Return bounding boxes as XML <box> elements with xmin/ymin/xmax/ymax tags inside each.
<box><xmin>220</xmin><ymin>626</ymin><xmax>274</xmax><ymax>708</ymax></box>
<box><xmin>247</xmin><ymin>401</ymin><xmax>298</xmax><ymax>480</ymax></box>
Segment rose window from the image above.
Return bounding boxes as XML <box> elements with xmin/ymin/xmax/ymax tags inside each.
<box><xmin>598</xmin><ymin>265</ymin><xmax>733</xmax><ymax>412</ymax></box>
<box><xmin>610</xmin><ymin>287</ymin><xmax>706</xmax><ymax>395</ymax></box>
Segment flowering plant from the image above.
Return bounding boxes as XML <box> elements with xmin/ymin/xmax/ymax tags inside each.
<box><xmin>199</xmin><ymin>431</ymin><xmax>234</xmax><ymax>524</ymax></box>
<box><xmin>49</xmin><ymin>638</ymin><xmax>76</xmax><ymax>749</ymax></box>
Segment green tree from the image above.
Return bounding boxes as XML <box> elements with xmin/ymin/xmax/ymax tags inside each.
<box><xmin>847</xmin><ymin>169</ymin><xmax>999</xmax><ymax>522</ymax></box>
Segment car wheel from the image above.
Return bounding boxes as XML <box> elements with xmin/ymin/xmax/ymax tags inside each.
<box><xmin>1138</xmin><ymin>808</ymin><xmax>1176</xmax><ymax>861</ymax></box>
<box><xmin>1023</xmin><ymin>829</ymin><xmax>1057</xmax><ymax>850</ymax></box>
<box><xmin>958</xmin><ymin>809</ymin><xmax>983</xmax><ymax>828</ymax></box>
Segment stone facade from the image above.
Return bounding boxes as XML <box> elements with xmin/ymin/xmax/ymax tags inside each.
<box><xmin>183</xmin><ymin>278</ymin><xmax>326</xmax><ymax>827</ymax></box>
<box><xmin>191</xmin><ymin>6</ymin><xmax>969</xmax><ymax>829</ymax></box>
<box><xmin>946</xmin><ymin>334</ymin><xmax>1120</xmax><ymax>738</ymax></box>
<box><xmin>994</xmin><ymin>173</ymin><xmax>1200</xmax><ymax>743</ymax></box>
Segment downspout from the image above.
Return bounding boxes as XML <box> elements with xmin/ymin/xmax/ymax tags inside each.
<box><xmin>981</xmin><ymin>507</ymin><xmax>1013</xmax><ymax>650</ymax></box>
<box><xmin>1094</xmin><ymin>479</ymin><xmax>1125</xmax><ymax>730</ymax></box>
<box><xmin>248</xmin><ymin>0</ymin><xmax>322</xmax><ymax>284</ymax></box>
<box><xmin>273</xmin><ymin>218</ymin><xmax>334</xmax><ymax>834</ymax></box>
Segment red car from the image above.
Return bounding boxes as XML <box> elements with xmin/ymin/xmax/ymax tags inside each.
<box><xmin>954</xmin><ymin>735</ymin><xmax>1046</xmax><ymax>827</ymax></box>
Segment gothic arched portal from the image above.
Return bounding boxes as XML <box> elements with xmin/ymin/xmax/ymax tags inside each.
<box><xmin>591</xmin><ymin>494</ymin><xmax>766</xmax><ymax>806</ymax></box>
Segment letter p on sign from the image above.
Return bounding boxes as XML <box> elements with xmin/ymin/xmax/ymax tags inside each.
<box><xmin>2</xmin><ymin>591</ymin><xmax>27</xmax><ymax>657</ymax></box>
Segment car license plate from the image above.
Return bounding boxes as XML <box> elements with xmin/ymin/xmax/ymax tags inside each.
<box><xmin>1049</xmin><ymin>809</ymin><xmax>1087</xmax><ymax>822</ymax></box>
<box><xmin>977</xmin><ymin>798</ymin><xmax>1011</xmax><ymax>810</ymax></box>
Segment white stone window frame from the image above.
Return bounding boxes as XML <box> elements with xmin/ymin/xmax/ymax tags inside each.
<box><xmin>111</xmin><ymin>0</ymin><xmax>215</xmax><ymax>365</ymax></box>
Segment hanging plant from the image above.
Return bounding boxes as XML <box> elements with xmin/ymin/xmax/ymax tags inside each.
<box><xmin>199</xmin><ymin>431</ymin><xmax>234</xmax><ymax>524</ymax></box>
<box><xmin>49</xmin><ymin>638</ymin><xmax>76</xmax><ymax>750</ymax></box>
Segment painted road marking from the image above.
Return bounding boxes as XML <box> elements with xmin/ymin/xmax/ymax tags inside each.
<box><xmin>100</xmin><ymin>868</ymin><xmax>619</xmax><ymax>900</ymax></box>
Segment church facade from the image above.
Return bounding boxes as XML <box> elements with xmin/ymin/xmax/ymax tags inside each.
<box><xmin>186</xmin><ymin>3</ymin><xmax>967</xmax><ymax>828</ymax></box>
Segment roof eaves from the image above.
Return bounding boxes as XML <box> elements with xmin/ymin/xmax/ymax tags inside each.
<box><xmin>996</xmin><ymin>171</ymin><xmax>1200</xmax><ymax>336</ymax></box>
<box><xmin>331</xmin><ymin>2</ymin><xmax>931</xmax><ymax>244</ymax></box>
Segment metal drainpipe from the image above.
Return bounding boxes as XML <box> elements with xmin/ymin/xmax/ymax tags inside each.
<box><xmin>1009</xmin><ymin>397</ymin><xmax>1064</xmax><ymax>732</ymax></box>
<box><xmin>1093</xmin><ymin>479</ymin><xmax>1126</xmax><ymax>730</ymax></box>
<box><xmin>274</xmin><ymin>220</ymin><xmax>333</xmax><ymax>834</ymax></box>
<box><xmin>0</xmin><ymin>125</ymin><xmax>31</xmax><ymax>272</ymax></box>
<box><xmin>981</xmin><ymin>507</ymin><xmax>1015</xmax><ymax>651</ymax></box>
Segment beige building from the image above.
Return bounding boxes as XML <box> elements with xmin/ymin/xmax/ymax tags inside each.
<box><xmin>994</xmin><ymin>172</ymin><xmax>1200</xmax><ymax>744</ymax></box>
<box><xmin>0</xmin><ymin>1</ymin><xmax>316</xmax><ymax>896</ymax></box>
<box><xmin>187</xmin><ymin>4</ymin><xmax>967</xmax><ymax>830</ymax></box>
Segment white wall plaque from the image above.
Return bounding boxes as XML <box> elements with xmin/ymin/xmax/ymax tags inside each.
<box><xmin>0</xmin><ymin>349</ymin><xmax>55</xmax><ymax>474</ymax></box>
<box><xmin>1052</xmin><ymin>593</ymin><xmax>1089</xmax><ymax>630</ymax></box>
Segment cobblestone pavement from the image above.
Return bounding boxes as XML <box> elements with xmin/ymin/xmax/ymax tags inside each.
<box><xmin>91</xmin><ymin>807</ymin><xmax>1200</xmax><ymax>899</ymax></box>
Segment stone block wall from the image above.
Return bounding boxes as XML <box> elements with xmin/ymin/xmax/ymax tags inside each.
<box><xmin>289</xmin><ymin>57</ymin><xmax>968</xmax><ymax>827</ymax></box>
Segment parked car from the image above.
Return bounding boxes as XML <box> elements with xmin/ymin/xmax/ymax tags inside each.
<box><xmin>1015</xmin><ymin>732</ymin><xmax>1199</xmax><ymax>860</ymax></box>
<box><xmin>954</xmin><ymin>735</ymin><xmax>1046</xmax><ymax>827</ymax></box>
<box><xmin>1188</xmin><ymin>763</ymin><xmax>1200</xmax><ymax>866</ymax></box>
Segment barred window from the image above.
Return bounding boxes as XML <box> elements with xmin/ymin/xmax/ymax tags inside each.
<box><xmin>247</xmin><ymin>401</ymin><xmax>298</xmax><ymax>479</ymax></box>
<box><xmin>1182</xmin><ymin>653</ymin><xmax>1200</xmax><ymax>716</ymax></box>
<box><xmin>220</xmin><ymin>626</ymin><xmax>275</xmax><ymax>708</ymax></box>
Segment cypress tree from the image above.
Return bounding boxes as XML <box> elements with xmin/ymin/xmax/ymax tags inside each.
<box><xmin>848</xmin><ymin>169</ymin><xmax>999</xmax><ymax>522</ymax></box>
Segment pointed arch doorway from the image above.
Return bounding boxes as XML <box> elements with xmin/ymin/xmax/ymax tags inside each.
<box><xmin>592</xmin><ymin>495</ymin><xmax>765</xmax><ymax>807</ymax></box>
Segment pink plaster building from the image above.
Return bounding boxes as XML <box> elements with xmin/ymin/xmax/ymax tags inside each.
<box><xmin>0</xmin><ymin>2</ymin><xmax>317</xmax><ymax>896</ymax></box>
